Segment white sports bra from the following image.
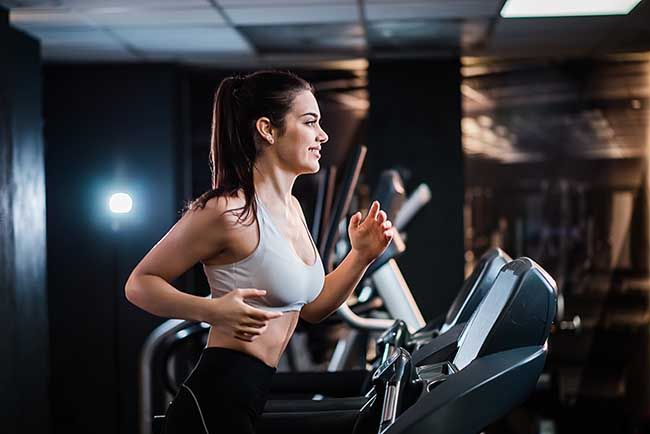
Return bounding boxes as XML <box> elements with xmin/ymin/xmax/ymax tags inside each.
<box><xmin>202</xmin><ymin>195</ymin><xmax>325</xmax><ymax>312</ymax></box>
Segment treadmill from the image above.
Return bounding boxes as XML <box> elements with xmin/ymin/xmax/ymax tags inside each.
<box><xmin>257</xmin><ymin>257</ymin><xmax>557</xmax><ymax>434</ymax></box>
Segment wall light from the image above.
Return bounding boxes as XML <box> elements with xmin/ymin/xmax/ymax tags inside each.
<box><xmin>109</xmin><ymin>193</ymin><xmax>133</xmax><ymax>214</ymax></box>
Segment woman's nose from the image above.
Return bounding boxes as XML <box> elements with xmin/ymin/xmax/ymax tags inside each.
<box><xmin>318</xmin><ymin>126</ymin><xmax>329</xmax><ymax>144</ymax></box>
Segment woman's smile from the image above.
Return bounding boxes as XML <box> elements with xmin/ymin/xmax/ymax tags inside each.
<box><xmin>308</xmin><ymin>145</ymin><xmax>321</xmax><ymax>159</ymax></box>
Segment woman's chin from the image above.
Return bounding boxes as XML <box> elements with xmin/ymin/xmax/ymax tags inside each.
<box><xmin>300</xmin><ymin>159</ymin><xmax>320</xmax><ymax>174</ymax></box>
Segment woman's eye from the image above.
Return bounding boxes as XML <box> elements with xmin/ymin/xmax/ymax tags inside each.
<box><xmin>306</xmin><ymin>121</ymin><xmax>316</xmax><ymax>126</ymax></box>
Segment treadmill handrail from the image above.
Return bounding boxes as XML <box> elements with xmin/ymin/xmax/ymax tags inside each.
<box><xmin>139</xmin><ymin>317</ymin><xmax>193</xmax><ymax>434</ymax></box>
<box><xmin>394</xmin><ymin>183</ymin><xmax>431</xmax><ymax>232</ymax></box>
<box><xmin>335</xmin><ymin>302</ymin><xmax>395</xmax><ymax>331</ymax></box>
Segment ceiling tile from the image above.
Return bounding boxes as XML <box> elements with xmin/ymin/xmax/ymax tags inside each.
<box><xmin>9</xmin><ymin>7</ymin><xmax>92</xmax><ymax>30</ymax></box>
<box><xmin>80</xmin><ymin>6</ymin><xmax>226</xmax><ymax>27</ymax></box>
<box><xmin>60</xmin><ymin>0</ymin><xmax>208</xmax><ymax>8</ymax></box>
<box><xmin>224</xmin><ymin>4</ymin><xmax>359</xmax><ymax>25</ymax></box>
<box><xmin>112</xmin><ymin>26</ymin><xmax>253</xmax><ymax>54</ymax></box>
<box><xmin>367</xmin><ymin>19</ymin><xmax>489</xmax><ymax>53</ymax></box>
<box><xmin>0</xmin><ymin>0</ymin><xmax>55</xmax><ymax>6</ymax></box>
<box><xmin>595</xmin><ymin>1</ymin><xmax>650</xmax><ymax>54</ymax></box>
<box><xmin>43</xmin><ymin>44</ymin><xmax>139</xmax><ymax>62</ymax></box>
<box><xmin>240</xmin><ymin>22</ymin><xmax>364</xmax><ymax>54</ymax></box>
<box><xmin>365</xmin><ymin>1</ymin><xmax>500</xmax><ymax>21</ymax></box>
<box><xmin>20</xmin><ymin>27</ymin><xmax>118</xmax><ymax>45</ymax></box>
<box><xmin>484</xmin><ymin>17</ymin><xmax>616</xmax><ymax>56</ymax></box>
<box><xmin>19</xmin><ymin>26</ymin><xmax>138</xmax><ymax>61</ymax></box>
<box><xmin>218</xmin><ymin>0</ymin><xmax>352</xmax><ymax>4</ymax></box>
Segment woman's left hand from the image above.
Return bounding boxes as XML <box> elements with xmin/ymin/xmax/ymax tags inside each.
<box><xmin>348</xmin><ymin>201</ymin><xmax>394</xmax><ymax>266</ymax></box>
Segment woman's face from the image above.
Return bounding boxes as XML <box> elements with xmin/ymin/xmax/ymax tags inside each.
<box><xmin>272</xmin><ymin>90</ymin><xmax>329</xmax><ymax>175</ymax></box>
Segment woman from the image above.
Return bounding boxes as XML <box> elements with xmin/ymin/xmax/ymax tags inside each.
<box><xmin>125</xmin><ymin>70</ymin><xmax>394</xmax><ymax>434</ymax></box>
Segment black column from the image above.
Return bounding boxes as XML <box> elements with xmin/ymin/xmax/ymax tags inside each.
<box><xmin>0</xmin><ymin>6</ymin><xmax>51</xmax><ymax>433</ymax></box>
<box><xmin>44</xmin><ymin>65</ymin><xmax>186</xmax><ymax>434</ymax></box>
<box><xmin>367</xmin><ymin>58</ymin><xmax>465</xmax><ymax>321</ymax></box>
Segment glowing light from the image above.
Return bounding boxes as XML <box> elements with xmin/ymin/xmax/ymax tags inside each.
<box><xmin>501</xmin><ymin>0</ymin><xmax>643</xmax><ymax>17</ymax></box>
<box><xmin>109</xmin><ymin>193</ymin><xmax>133</xmax><ymax>214</ymax></box>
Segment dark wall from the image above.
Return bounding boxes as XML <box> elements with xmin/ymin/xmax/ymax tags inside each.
<box><xmin>44</xmin><ymin>65</ymin><xmax>188</xmax><ymax>434</ymax></box>
<box><xmin>0</xmin><ymin>6</ymin><xmax>51</xmax><ymax>433</ymax></box>
<box><xmin>367</xmin><ymin>58</ymin><xmax>465</xmax><ymax>321</ymax></box>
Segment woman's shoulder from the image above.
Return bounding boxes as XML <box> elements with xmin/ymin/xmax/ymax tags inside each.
<box><xmin>202</xmin><ymin>190</ymin><xmax>258</xmax><ymax>229</ymax></box>
<box><xmin>180</xmin><ymin>191</ymin><xmax>238</xmax><ymax>225</ymax></box>
<box><xmin>204</xmin><ymin>192</ymin><xmax>246</xmax><ymax>214</ymax></box>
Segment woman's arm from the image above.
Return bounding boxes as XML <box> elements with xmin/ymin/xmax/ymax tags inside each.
<box><xmin>125</xmin><ymin>197</ymin><xmax>281</xmax><ymax>341</ymax></box>
<box><xmin>125</xmin><ymin>199</ymin><xmax>229</xmax><ymax>322</ymax></box>
<box><xmin>301</xmin><ymin>201</ymin><xmax>393</xmax><ymax>323</ymax></box>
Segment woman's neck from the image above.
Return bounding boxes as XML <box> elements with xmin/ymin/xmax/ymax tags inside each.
<box><xmin>253</xmin><ymin>158</ymin><xmax>296</xmax><ymax>210</ymax></box>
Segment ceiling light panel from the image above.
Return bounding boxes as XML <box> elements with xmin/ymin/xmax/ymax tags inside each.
<box><xmin>501</xmin><ymin>0</ymin><xmax>643</xmax><ymax>17</ymax></box>
<box><xmin>365</xmin><ymin>1</ymin><xmax>501</xmax><ymax>21</ymax></box>
<box><xmin>223</xmin><ymin>4</ymin><xmax>359</xmax><ymax>25</ymax></box>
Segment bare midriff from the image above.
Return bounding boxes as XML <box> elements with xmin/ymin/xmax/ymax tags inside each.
<box><xmin>201</xmin><ymin>192</ymin><xmax>313</xmax><ymax>369</ymax></box>
<box><xmin>206</xmin><ymin>309</ymin><xmax>301</xmax><ymax>369</ymax></box>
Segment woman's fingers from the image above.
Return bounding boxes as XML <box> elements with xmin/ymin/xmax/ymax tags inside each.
<box><xmin>242</xmin><ymin>319</ymin><xmax>267</xmax><ymax>328</ymax></box>
<box><xmin>237</xmin><ymin>288</ymin><xmax>268</xmax><ymax>299</ymax></box>
<box><xmin>234</xmin><ymin>333</ymin><xmax>255</xmax><ymax>342</ymax></box>
<box><xmin>362</xmin><ymin>201</ymin><xmax>380</xmax><ymax>225</ymax></box>
<box><xmin>234</xmin><ymin>325</ymin><xmax>268</xmax><ymax>342</ymax></box>
<box><xmin>245</xmin><ymin>306</ymin><xmax>283</xmax><ymax>321</ymax></box>
<box><xmin>238</xmin><ymin>325</ymin><xmax>266</xmax><ymax>336</ymax></box>
<box><xmin>349</xmin><ymin>211</ymin><xmax>362</xmax><ymax>229</ymax></box>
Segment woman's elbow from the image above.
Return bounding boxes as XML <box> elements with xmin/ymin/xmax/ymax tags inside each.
<box><xmin>300</xmin><ymin>307</ymin><xmax>323</xmax><ymax>324</ymax></box>
<box><xmin>124</xmin><ymin>273</ymin><xmax>143</xmax><ymax>306</ymax></box>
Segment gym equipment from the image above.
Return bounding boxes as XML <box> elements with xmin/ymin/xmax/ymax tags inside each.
<box><xmin>256</xmin><ymin>257</ymin><xmax>557</xmax><ymax>434</ymax></box>
<box><xmin>271</xmin><ymin>247</ymin><xmax>512</xmax><ymax>398</ymax></box>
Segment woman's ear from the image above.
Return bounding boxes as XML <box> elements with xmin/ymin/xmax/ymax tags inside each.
<box><xmin>255</xmin><ymin>117</ymin><xmax>275</xmax><ymax>144</ymax></box>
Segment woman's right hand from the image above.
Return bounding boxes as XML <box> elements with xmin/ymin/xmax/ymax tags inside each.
<box><xmin>207</xmin><ymin>288</ymin><xmax>283</xmax><ymax>342</ymax></box>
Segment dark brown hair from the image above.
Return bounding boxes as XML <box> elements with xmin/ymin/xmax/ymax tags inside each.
<box><xmin>185</xmin><ymin>70</ymin><xmax>314</xmax><ymax>222</ymax></box>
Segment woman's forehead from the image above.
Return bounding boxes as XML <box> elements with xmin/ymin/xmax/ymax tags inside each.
<box><xmin>291</xmin><ymin>91</ymin><xmax>320</xmax><ymax>116</ymax></box>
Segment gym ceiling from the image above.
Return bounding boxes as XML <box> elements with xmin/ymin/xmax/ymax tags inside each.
<box><xmin>2</xmin><ymin>0</ymin><xmax>648</xmax><ymax>66</ymax></box>
<box><xmin>2</xmin><ymin>0</ymin><xmax>649</xmax><ymax>162</ymax></box>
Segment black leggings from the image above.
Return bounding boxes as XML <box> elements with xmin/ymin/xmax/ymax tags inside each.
<box><xmin>164</xmin><ymin>346</ymin><xmax>276</xmax><ymax>434</ymax></box>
